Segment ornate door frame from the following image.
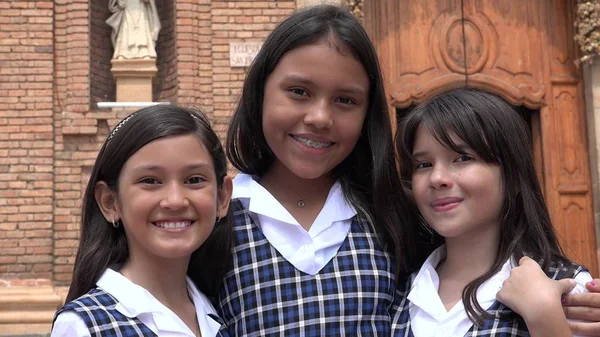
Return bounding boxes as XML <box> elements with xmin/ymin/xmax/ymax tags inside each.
<box><xmin>365</xmin><ymin>0</ymin><xmax>598</xmax><ymax>275</ymax></box>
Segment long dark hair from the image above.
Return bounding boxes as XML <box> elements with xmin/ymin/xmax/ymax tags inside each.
<box><xmin>226</xmin><ymin>4</ymin><xmax>422</xmax><ymax>278</ymax></box>
<box><xmin>396</xmin><ymin>87</ymin><xmax>577</xmax><ymax>325</ymax></box>
<box><xmin>66</xmin><ymin>105</ymin><xmax>232</xmax><ymax>302</ymax></box>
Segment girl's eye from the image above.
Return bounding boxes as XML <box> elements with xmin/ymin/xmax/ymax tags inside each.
<box><xmin>456</xmin><ymin>155</ymin><xmax>474</xmax><ymax>163</ymax></box>
<box><xmin>336</xmin><ymin>97</ymin><xmax>356</xmax><ymax>105</ymax></box>
<box><xmin>186</xmin><ymin>176</ymin><xmax>206</xmax><ymax>184</ymax></box>
<box><xmin>289</xmin><ymin>88</ymin><xmax>308</xmax><ymax>96</ymax></box>
<box><xmin>140</xmin><ymin>177</ymin><xmax>159</xmax><ymax>184</ymax></box>
<box><xmin>414</xmin><ymin>162</ymin><xmax>432</xmax><ymax>170</ymax></box>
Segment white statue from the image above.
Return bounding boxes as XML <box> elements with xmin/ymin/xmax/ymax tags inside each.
<box><xmin>106</xmin><ymin>0</ymin><xmax>161</xmax><ymax>60</ymax></box>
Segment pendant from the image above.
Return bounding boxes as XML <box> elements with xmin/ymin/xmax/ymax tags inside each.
<box><xmin>297</xmin><ymin>200</ymin><xmax>305</xmax><ymax>207</ymax></box>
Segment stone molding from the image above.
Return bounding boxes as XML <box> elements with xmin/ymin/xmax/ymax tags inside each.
<box><xmin>0</xmin><ymin>286</ymin><xmax>65</xmax><ymax>335</ymax></box>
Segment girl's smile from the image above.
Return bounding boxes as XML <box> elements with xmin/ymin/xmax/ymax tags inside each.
<box><xmin>152</xmin><ymin>219</ymin><xmax>195</xmax><ymax>231</ymax></box>
<box><xmin>430</xmin><ymin>197</ymin><xmax>463</xmax><ymax>212</ymax></box>
<box><xmin>290</xmin><ymin>134</ymin><xmax>334</xmax><ymax>149</ymax></box>
<box><xmin>290</xmin><ymin>133</ymin><xmax>335</xmax><ymax>157</ymax></box>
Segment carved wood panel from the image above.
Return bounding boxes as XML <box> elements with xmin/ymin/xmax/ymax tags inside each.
<box><xmin>545</xmin><ymin>0</ymin><xmax>598</xmax><ymax>275</ymax></box>
<box><xmin>461</xmin><ymin>0</ymin><xmax>545</xmax><ymax>108</ymax></box>
<box><xmin>364</xmin><ymin>0</ymin><xmax>466</xmax><ymax>111</ymax></box>
<box><xmin>365</xmin><ymin>0</ymin><xmax>598</xmax><ymax>275</ymax></box>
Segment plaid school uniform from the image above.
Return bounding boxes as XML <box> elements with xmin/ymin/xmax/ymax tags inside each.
<box><xmin>55</xmin><ymin>288</ymin><xmax>157</xmax><ymax>337</ymax></box>
<box><xmin>217</xmin><ymin>199</ymin><xmax>399</xmax><ymax>336</ymax></box>
<box><xmin>55</xmin><ymin>287</ymin><xmax>230</xmax><ymax>337</ymax></box>
<box><xmin>391</xmin><ymin>262</ymin><xmax>588</xmax><ymax>337</ymax></box>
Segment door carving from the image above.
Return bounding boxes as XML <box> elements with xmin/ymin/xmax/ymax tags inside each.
<box><xmin>365</xmin><ymin>0</ymin><xmax>598</xmax><ymax>275</ymax></box>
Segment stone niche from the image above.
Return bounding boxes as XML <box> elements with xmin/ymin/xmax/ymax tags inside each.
<box><xmin>91</xmin><ymin>0</ymin><xmax>177</xmax><ymax>105</ymax></box>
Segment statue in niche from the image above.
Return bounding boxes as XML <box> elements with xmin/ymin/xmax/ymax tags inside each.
<box><xmin>106</xmin><ymin>0</ymin><xmax>161</xmax><ymax>60</ymax></box>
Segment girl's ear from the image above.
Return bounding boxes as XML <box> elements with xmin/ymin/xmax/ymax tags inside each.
<box><xmin>94</xmin><ymin>181</ymin><xmax>121</xmax><ymax>223</ymax></box>
<box><xmin>217</xmin><ymin>176</ymin><xmax>233</xmax><ymax>219</ymax></box>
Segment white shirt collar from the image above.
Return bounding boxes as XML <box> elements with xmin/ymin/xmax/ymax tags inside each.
<box><xmin>96</xmin><ymin>268</ymin><xmax>222</xmax><ymax>336</ymax></box>
<box><xmin>407</xmin><ymin>245</ymin><xmax>515</xmax><ymax>337</ymax></box>
<box><xmin>231</xmin><ymin>173</ymin><xmax>356</xmax><ymax>275</ymax></box>
<box><xmin>232</xmin><ymin>173</ymin><xmax>356</xmax><ymax>231</ymax></box>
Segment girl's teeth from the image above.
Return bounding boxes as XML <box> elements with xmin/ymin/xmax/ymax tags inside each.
<box><xmin>292</xmin><ymin>135</ymin><xmax>332</xmax><ymax>148</ymax></box>
<box><xmin>154</xmin><ymin>221</ymin><xmax>192</xmax><ymax>229</ymax></box>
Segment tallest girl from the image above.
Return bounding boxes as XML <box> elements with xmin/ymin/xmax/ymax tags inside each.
<box><xmin>217</xmin><ymin>4</ymin><xmax>422</xmax><ymax>336</ymax></box>
<box><xmin>217</xmin><ymin>4</ymin><xmax>600</xmax><ymax>336</ymax></box>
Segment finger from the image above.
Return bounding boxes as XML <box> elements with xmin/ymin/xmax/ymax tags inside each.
<box><xmin>586</xmin><ymin>279</ymin><xmax>600</xmax><ymax>293</ymax></box>
<box><xmin>496</xmin><ymin>287</ymin><xmax>509</xmax><ymax>304</ymax></box>
<box><xmin>518</xmin><ymin>256</ymin><xmax>534</xmax><ymax>266</ymax></box>
<box><xmin>564</xmin><ymin>306</ymin><xmax>600</xmax><ymax>321</ymax></box>
<box><xmin>496</xmin><ymin>288</ymin><xmax>504</xmax><ymax>302</ymax></box>
<box><xmin>564</xmin><ymin>292</ymin><xmax>600</xmax><ymax>308</ymax></box>
<box><xmin>568</xmin><ymin>321</ymin><xmax>600</xmax><ymax>336</ymax></box>
<box><xmin>557</xmin><ymin>278</ymin><xmax>576</xmax><ymax>294</ymax></box>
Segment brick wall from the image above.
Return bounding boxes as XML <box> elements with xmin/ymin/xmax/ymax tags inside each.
<box><xmin>90</xmin><ymin>0</ymin><xmax>115</xmax><ymax>106</ymax></box>
<box><xmin>53</xmin><ymin>0</ymin><xmax>92</xmax><ymax>284</ymax></box>
<box><xmin>210</xmin><ymin>0</ymin><xmax>295</xmax><ymax>141</ymax></box>
<box><xmin>0</xmin><ymin>0</ymin><xmax>55</xmax><ymax>281</ymax></box>
<box><xmin>195</xmin><ymin>2</ymin><xmax>215</xmax><ymax>115</ymax></box>
<box><xmin>0</xmin><ymin>0</ymin><xmax>302</xmax><ymax>287</ymax></box>
<box><xmin>55</xmin><ymin>0</ymin><xmax>90</xmax><ymax>114</ymax></box>
<box><xmin>155</xmin><ymin>0</ymin><xmax>178</xmax><ymax>102</ymax></box>
<box><xmin>173</xmin><ymin>0</ymin><xmax>211</xmax><ymax>110</ymax></box>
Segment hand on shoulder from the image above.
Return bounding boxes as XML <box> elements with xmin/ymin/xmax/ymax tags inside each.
<box><xmin>497</xmin><ymin>256</ymin><xmax>575</xmax><ymax>323</ymax></box>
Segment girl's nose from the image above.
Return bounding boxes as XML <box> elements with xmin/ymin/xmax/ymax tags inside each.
<box><xmin>304</xmin><ymin>99</ymin><xmax>334</xmax><ymax>129</ymax></box>
<box><xmin>429</xmin><ymin>166</ymin><xmax>454</xmax><ymax>189</ymax></box>
<box><xmin>160</xmin><ymin>183</ymin><xmax>189</xmax><ymax>209</ymax></box>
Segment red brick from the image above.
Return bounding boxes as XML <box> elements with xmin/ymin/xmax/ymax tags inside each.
<box><xmin>0</xmin><ymin>0</ymin><xmax>303</xmax><ymax>286</ymax></box>
<box><xmin>0</xmin><ymin>240</ymin><xmax>19</xmax><ymax>248</ymax></box>
<box><xmin>0</xmin><ymin>256</ymin><xmax>17</xmax><ymax>264</ymax></box>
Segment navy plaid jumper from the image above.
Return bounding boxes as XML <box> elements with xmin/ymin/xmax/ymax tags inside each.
<box><xmin>54</xmin><ymin>288</ymin><xmax>156</xmax><ymax>337</ymax></box>
<box><xmin>55</xmin><ymin>287</ymin><xmax>230</xmax><ymax>337</ymax></box>
<box><xmin>391</xmin><ymin>262</ymin><xmax>588</xmax><ymax>337</ymax></box>
<box><xmin>216</xmin><ymin>199</ymin><xmax>400</xmax><ymax>336</ymax></box>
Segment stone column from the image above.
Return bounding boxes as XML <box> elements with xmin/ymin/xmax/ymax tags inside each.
<box><xmin>583</xmin><ymin>61</ymin><xmax>600</xmax><ymax>264</ymax></box>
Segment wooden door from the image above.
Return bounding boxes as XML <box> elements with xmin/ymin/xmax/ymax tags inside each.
<box><xmin>365</xmin><ymin>0</ymin><xmax>599</xmax><ymax>276</ymax></box>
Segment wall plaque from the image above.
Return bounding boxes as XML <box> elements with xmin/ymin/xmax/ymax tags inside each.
<box><xmin>229</xmin><ymin>41</ymin><xmax>263</xmax><ymax>68</ymax></box>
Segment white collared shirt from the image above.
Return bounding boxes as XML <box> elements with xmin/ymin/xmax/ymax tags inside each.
<box><xmin>232</xmin><ymin>173</ymin><xmax>356</xmax><ymax>275</ymax></box>
<box><xmin>408</xmin><ymin>245</ymin><xmax>592</xmax><ymax>337</ymax></box>
<box><xmin>51</xmin><ymin>268</ymin><xmax>222</xmax><ymax>337</ymax></box>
